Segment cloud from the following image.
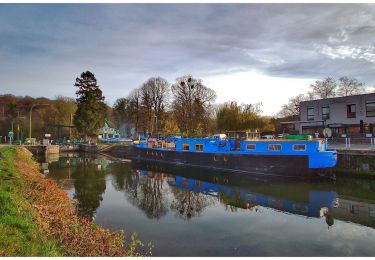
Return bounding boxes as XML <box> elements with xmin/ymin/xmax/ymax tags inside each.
<box><xmin>1</xmin><ymin>4</ymin><xmax>375</xmax><ymax>115</ymax></box>
<box><xmin>317</xmin><ymin>44</ymin><xmax>375</xmax><ymax>63</ymax></box>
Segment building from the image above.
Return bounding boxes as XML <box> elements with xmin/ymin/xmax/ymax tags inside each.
<box><xmin>98</xmin><ymin>120</ymin><xmax>121</xmax><ymax>139</ymax></box>
<box><xmin>295</xmin><ymin>93</ymin><xmax>375</xmax><ymax>136</ymax></box>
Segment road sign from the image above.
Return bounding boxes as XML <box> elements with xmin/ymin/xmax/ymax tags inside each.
<box><xmin>8</xmin><ymin>131</ymin><xmax>14</xmax><ymax>138</ymax></box>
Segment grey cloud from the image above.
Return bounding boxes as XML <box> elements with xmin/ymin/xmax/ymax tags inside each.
<box><xmin>1</xmin><ymin>4</ymin><xmax>375</xmax><ymax>104</ymax></box>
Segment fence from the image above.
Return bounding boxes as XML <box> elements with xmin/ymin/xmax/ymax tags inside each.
<box><xmin>327</xmin><ymin>137</ymin><xmax>375</xmax><ymax>149</ymax></box>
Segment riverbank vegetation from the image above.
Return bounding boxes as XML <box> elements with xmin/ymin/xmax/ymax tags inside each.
<box><xmin>0</xmin><ymin>146</ymin><xmax>148</xmax><ymax>256</ymax></box>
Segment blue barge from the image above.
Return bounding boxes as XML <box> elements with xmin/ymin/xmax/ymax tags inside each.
<box><xmin>133</xmin><ymin>131</ymin><xmax>337</xmax><ymax>178</ymax></box>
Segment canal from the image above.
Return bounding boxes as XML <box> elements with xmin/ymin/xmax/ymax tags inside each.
<box><xmin>40</xmin><ymin>153</ymin><xmax>375</xmax><ymax>256</ymax></box>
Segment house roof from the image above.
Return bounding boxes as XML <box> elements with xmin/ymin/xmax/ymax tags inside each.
<box><xmin>300</xmin><ymin>92</ymin><xmax>375</xmax><ymax>104</ymax></box>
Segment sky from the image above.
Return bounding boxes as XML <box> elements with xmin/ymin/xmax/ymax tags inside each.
<box><xmin>1</xmin><ymin>3</ymin><xmax>375</xmax><ymax>116</ymax></box>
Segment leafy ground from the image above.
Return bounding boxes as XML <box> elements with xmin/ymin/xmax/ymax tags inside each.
<box><xmin>0</xmin><ymin>146</ymin><xmax>149</xmax><ymax>256</ymax></box>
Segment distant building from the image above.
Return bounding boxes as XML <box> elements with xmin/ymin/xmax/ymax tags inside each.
<box><xmin>98</xmin><ymin>120</ymin><xmax>121</xmax><ymax>139</ymax></box>
<box><xmin>281</xmin><ymin>93</ymin><xmax>375</xmax><ymax>137</ymax></box>
<box><xmin>297</xmin><ymin>93</ymin><xmax>375</xmax><ymax>136</ymax></box>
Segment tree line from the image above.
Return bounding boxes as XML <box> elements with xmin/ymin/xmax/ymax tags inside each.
<box><xmin>0</xmin><ymin>71</ymin><xmax>272</xmax><ymax>142</ymax></box>
<box><xmin>3</xmin><ymin>72</ymin><xmax>371</xmax><ymax>142</ymax></box>
<box><xmin>111</xmin><ymin>73</ymin><xmax>273</xmax><ymax>138</ymax></box>
<box><xmin>0</xmin><ymin>95</ymin><xmax>79</xmax><ymax>141</ymax></box>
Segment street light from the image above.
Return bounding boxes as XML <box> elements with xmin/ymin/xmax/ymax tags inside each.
<box><xmin>29</xmin><ymin>104</ymin><xmax>49</xmax><ymax>140</ymax></box>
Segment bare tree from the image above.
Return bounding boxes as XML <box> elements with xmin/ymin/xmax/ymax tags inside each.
<box><xmin>128</xmin><ymin>88</ymin><xmax>142</xmax><ymax>134</ymax></box>
<box><xmin>171</xmin><ymin>75</ymin><xmax>216</xmax><ymax>136</ymax></box>
<box><xmin>277</xmin><ymin>94</ymin><xmax>310</xmax><ymax>118</ymax></box>
<box><xmin>309</xmin><ymin>77</ymin><xmax>337</xmax><ymax>99</ymax></box>
<box><xmin>140</xmin><ymin>77</ymin><xmax>170</xmax><ymax>134</ymax></box>
<box><xmin>337</xmin><ymin>76</ymin><xmax>365</xmax><ymax>96</ymax></box>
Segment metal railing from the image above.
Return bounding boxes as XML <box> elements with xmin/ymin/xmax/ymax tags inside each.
<box><xmin>327</xmin><ymin>137</ymin><xmax>375</xmax><ymax>149</ymax></box>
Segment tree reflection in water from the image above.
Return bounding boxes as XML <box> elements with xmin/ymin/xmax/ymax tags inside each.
<box><xmin>170</xmin><ymin>188</ymin><xmax>216</xmax><ymax>220</ymax></box>
<box><xmin>111</xmin><ymin>166</ymin><xmax>217</xmax><ymax>220</ymax></box>
<box><xmin>219</xmin><ymin>191</ymin><xmax>259</xmax><ymax>213</ymax></box>
<box><xmin>73</xmin><ymin>157</ymin><xmax>106</xmax><ymax>220</ymax></box>
<box><xmin>112</xmin><ymin>167</ymin><xmax>169</xmax><ymax>219</ymax></box>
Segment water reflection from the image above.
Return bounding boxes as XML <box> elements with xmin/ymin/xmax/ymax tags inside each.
<box><xmin>47</xmin><ymin>154</ymin><xmax>108</xmax><ymax>220</ymax></box>
<box><xmin>43</xmin><ymin>154</ymin><xmax>375</xmax><ymax>226</ymax></box>
<box><xmin>72</xmin><ymin>158</ymin><xmax>106</xmax><ymax>220</ymax></box>
<box><xmin>139</xmin><ymin>166</ymin><xmax>337</xmax><ymax>222</ymax></box>
<box><xmin>41</xmin><ymin>153</ymin><xmax>375</xmax><ymax>256</ymax></box>
<box><xmin>170</xmin><ymin>182</ymin><xmax>216</xmax><ymax>220</ymax></box>
<box><xmin>43</xmin><ymin>153</ymin><xmax>375</xmax><ymax>229</ymax></box>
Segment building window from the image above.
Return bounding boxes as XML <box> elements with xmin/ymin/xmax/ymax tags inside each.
<box><xmin>366</xmin><ymin>101</ymin><xmax>375</xmax><ymax>117</ymax></box>
<box><xmin>347</xmin><ymin>104</ymin><xmax>356</xmax><ymax>118</ymax></box>
<box><xmin>182</xmin><ymin>144</ymin><xmax>190</xmax><ymax>151</ymax></box>
<box><xmin>293</xmin><ymin>144</ymin><xmax>306</xmax><ymax>151</ymax></box>
<box><xmin>307</xmin><ymin>107</ymin><xmax>314</xmax><ymax>121</ymax></box>
<box><xmin>322</xmin><ymin>105</ymin><xmax>330</xmax><ymax>120</ymax></box>
<box><xmin>268</xmin><ymin>144</ymin><xmax>282</xmax><ymax>151</ymax></box>
<box><xmin>195</xmin><ymin>144</ymin><xmax>203</xmax><ymax>152</ymax></box>
<box><xmin>246</xmin><ymin>144</ymin><xmax>256</xmax><ymax>150</ymax></box>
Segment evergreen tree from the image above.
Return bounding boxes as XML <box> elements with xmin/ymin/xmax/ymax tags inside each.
<box><xmin>73</xmin><ymin>71</ymin><xmax>107</xmax><ymax>142</ymax></box>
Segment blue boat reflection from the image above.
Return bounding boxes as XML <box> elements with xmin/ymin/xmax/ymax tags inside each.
<box><xmin>136</xmin><ymin>168</ymin><xmax>338</xmax><ymax>219</ymax></box>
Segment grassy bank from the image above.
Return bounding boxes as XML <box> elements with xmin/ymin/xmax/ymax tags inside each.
<box><xmin>0</xmin><ymin>146</ymin><xmax>148</xmax><ymax>256</ymax></box>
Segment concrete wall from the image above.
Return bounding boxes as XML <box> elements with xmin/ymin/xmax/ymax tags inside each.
<box><xmin>334</xmin><ymin>150</ymin><xmax>375</xmax><ymax>177</ymax></box>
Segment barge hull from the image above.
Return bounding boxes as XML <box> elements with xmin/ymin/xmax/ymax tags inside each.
<box><xmin>132</xmin><ymin>147</ymin><xmax>333</xmax><ymax>178</ymax></box>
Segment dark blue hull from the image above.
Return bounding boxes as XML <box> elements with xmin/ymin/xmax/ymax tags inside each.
<box><xmin>132</xmin><ymin>147</ymin><xmax>334</xmax><ymax>179</ymax></box>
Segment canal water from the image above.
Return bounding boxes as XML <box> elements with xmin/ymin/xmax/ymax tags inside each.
<box><xmin>41</xmin><ymin>153</ymin><xmax>375</xmax><ymax>256</ymax></box>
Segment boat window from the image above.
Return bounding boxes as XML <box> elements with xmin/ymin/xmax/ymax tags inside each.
<box><xmin>246</xmin><ymin>144</ymin><xmax>256</xmax><ymax>150</ymax></box>
<box><xmin>293</xmin><ymin>144</ymin><xmax>306</xmax><ymax>151</ymax></box>
<box><xmin>195</xmin><ymin>144</ymin><xmax>204</xmax><ymax>152</ymax></box>
<box><xmin>182</xmin><ymin>144</ymin><xmax>190</xmax><ymax>151</ymax></box>
<box><xmin>268</xmin><ymin>144</ymin><xmax>282</xmax><ymax>151</ymax></box>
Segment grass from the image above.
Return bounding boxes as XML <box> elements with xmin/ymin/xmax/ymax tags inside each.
<box><xmin>0</xmin><ymin>147</ymin><xmax>62</xmax><ymax>256</ymax></box>
<box><xmin>0</xmin><ymin>146</ymin><xmax>150</xmax><ymax>256</ymax></box>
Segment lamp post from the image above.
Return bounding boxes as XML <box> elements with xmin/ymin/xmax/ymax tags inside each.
<box><xmin>29</xmin><ymin>104</ymin><xmax>36</xmax><ymax>139</ymax></box>
<box><xmin>29</xmin><ymin>104</ymin><xmax>49</xmax><ymax>140</ymax></box>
